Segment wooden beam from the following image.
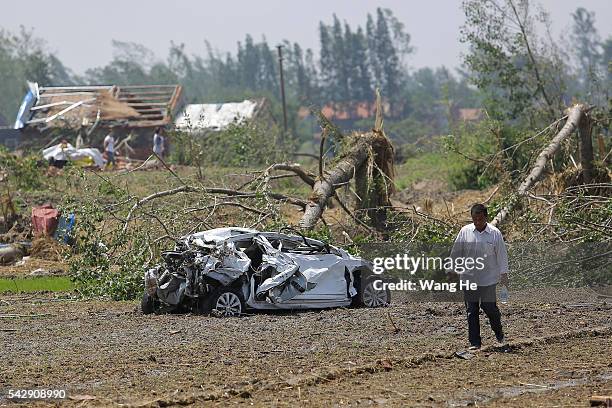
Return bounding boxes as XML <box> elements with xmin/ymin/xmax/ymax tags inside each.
<box><xmin>125</xmin><ymin>102</ymin><xmax>170</xmax><ymax>107</ymax></box>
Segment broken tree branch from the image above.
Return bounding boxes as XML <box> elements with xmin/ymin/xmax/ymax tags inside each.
<box><xmin>299</xmin><ymin>133</ymin><xmax>378</xmax><ymax>230</ymax></box>
<box><xmin>491</xmin><ymin>104</ymin><xmax>589</xmax><ymax>227</ymax></box>
<box><xmin>122</xmin><ymin>185</ymin><xmax>307</xmax><ymax>234</ymax></box>
<box><xmin>332</xmin><ymin>192</ymin><xmax>377</xmax><ymax>235</ymax></box>
<box><xmin>300</xmin><ymin>90</ymin><xmax>395</xmax><ymax>230</ymax></box>
<box><xmin>319</xmin><ymin>128</ymin><xmax>328</xmax><ymax>179</ymax></box>
<box><xmin>152</xmin><ymin>151</ymin><xmax>187</xmax><ymax>186</ymax></box>
<box><xmin>123</xmin><ymin>185</ymin><xmax>196</xmax><ymax>234</ymax></box>
<box><xmin>238</xmin><ymin>163</ymin><xmax>315</xmax><ymax>190</ymax></box>
<box><xmin>185</xmin><ymin>202</ymin><xmax>268</xmax><ymax>217</ymax></box>
<box><xmin>268</xmin><ymin>164</ymin><xmax>315</xmax><ymax>187</ymax></box>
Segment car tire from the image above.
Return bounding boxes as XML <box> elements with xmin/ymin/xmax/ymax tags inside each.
<box><xmin>204</xmin><ymin>287</ymin><xmax>246</xmax><ymax>317</ymax></box>
<box><xmin>355</xmin><ymin>276</ymin><xmax>391</xmax><ymax>308</ymax></box>
<box><xmin>141</xmin><ymin>293</ymin><xmax>157</xmax><ymax>314</ymax></box>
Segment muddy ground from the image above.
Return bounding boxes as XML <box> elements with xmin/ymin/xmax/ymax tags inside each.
<box><xmin>1</xmin><ymin>288</ymin><xmax>611</xmax><ymax>407</ymax></box>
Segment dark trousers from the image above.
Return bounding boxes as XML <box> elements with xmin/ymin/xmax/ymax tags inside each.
<box><xmin>464</xmin><ymin>284</ymin><xmax>503</xmax><ymax>347</ymax></box>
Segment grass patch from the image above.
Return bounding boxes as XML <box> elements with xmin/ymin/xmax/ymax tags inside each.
<box><xmin>0</xmin><ymin>276</ymin><xmax>74</xmax><ymax>293</ymax></box>
<box><xmin>395</xmin><ymin>151</ymin><xmax>466</xmax><ymax>191</ymax></box>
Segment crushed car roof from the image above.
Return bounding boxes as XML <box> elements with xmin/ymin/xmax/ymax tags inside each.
<box><xmin>188</xmin><ymin>227</ymin><xmax>259</xmax><ymax>244</ymax></box>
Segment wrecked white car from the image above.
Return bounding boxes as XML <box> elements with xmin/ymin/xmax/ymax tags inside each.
<box><xmin>142</xmin><ymin>228</ymin><xmax>390</xmax><ymax>316</ymax></box>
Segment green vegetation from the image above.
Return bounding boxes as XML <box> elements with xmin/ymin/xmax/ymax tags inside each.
<box><xmin>0</xmin><ymin>148</ymin><xmax>45</xmax><ymax>190</ymax></box>
<box><xmin>0</xmin><ymin>276</ymin><xmax>74</xmax><ymax>293</ymax></box>
<box><xmin>395</xmin><ymin>151</ymin><xmax>459</xmax><ymax>191</ymax></box>
<box><xmin>170</xmin><ymin>121</ymin><xmax>290</xmax><ymax>168</ymax></box>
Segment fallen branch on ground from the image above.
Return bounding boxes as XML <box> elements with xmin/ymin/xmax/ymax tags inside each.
<box><xmin>492</xmin><ymin>104</ymin><xmax>590</xmax><ymax>227</ymax></box>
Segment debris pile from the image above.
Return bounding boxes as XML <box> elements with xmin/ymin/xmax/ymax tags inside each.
<box><xmin>42</xmin><ymin>143</ymin><xmax>105</xmax><ymax>169</ymax></box>
<box><xmin>0</xmin><ymin>202</ymin><xmax>72</xmax><ymax>267</ymax></box>
<box><xmin>16</xmin><ymin>83</ymin><xmax>182</xmax><ymax>130</ymax></box>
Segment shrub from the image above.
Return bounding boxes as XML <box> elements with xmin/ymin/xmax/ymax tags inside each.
<box><xmin>169</xmin><ymin>120</ymin><xmax>290</xmax><ymax>167</ymax></box>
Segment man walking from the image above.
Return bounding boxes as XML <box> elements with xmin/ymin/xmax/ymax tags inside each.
<box><xmin>451</xmin><ymin>203</ymin><xmax>509</xmax><ymax>350</ymax></box>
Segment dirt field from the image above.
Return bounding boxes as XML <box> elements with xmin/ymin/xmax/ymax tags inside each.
<box><xmin>1</xmin><ymin>288</ymin><xmax>611</xmax><ymax>407</ymax></box>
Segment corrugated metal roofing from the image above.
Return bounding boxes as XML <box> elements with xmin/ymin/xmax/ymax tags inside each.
<box><xmin>174</xmin><ymin>100</ymin><xmax>259</xmax><ymax>131</ymax></box>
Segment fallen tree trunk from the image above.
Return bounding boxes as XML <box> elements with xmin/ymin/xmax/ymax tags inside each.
<box><xmin>299</xmin><ymin>131</ymin><xmax>394</xmax><ymax>230</ymax></box>
<box><xmin>491</xmin><ymin>104</ymin><xmax>589</xmax><ymax>227</ymax></box>
<box><xmin>578</xmin><ymin>109</ymin><xmax>594</xmax><ymax>184</ymax></box>
<box><xmin>299</xmin><ymin>90</ymin><xmax>394</xmax><ymax>231</ymax></box>
<box><xmin>299</xmin><ymin>134</ymin><xmax>372</xmax><ymax>229</ymax></box>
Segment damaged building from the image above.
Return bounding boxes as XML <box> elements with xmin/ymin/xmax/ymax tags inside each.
<box><xmin>15</xmin><ymin>82</ymin><xmax>183</xmax><ymax>158</ymax></box>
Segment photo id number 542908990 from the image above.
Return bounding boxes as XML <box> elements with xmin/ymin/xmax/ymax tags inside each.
<box><xmin>5</xmin><ymin>389</ymin><xmax>67</xmax><ymax>400</ymax></box>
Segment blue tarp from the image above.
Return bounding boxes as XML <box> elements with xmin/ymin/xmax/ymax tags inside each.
<box><xmin>13</xmin><ymin>82</ymin><xmax>38</xmax><ymax>129</ymax></box>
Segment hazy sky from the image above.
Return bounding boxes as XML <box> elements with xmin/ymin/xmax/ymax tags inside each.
<box><xmin>1</xmin><ymin>0</ymin><xmax>611</xmax><ymax>75</ymax></box>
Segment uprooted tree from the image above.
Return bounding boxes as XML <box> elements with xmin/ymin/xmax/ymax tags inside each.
<box><xmin>491</xmin><ymin>103</ymin><xmax>606</xmax><ymax>227</ymax></box>
<box><xmin>300</xmin><ymin>92</ymin><xmax>395</xmax><ymax>231</ymax></box>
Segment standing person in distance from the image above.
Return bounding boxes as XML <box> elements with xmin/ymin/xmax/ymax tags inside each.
<box><xmin>103</xmin><ymin>127</ymin><xmax>116</xmax><ymax>169</ymax></box>
<box><xmin>153</xmin><ymin>127</ymin><xmax>165</xmax><ymax>158</ymax></box>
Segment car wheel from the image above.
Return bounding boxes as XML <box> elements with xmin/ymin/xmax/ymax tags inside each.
<box><xmin>210</xmin><ymin>287</ymin><xmax>245</xmax><ymax>317</ymax></box>
<box><xmin>361</xmin><ymin>277</ymin><xmax>391</xmax><ymax>307</ymax></box>
<box><xmin>141</xmin><ymin>293</ymin><xmax>157</xmax><ymax>314</ymax></box>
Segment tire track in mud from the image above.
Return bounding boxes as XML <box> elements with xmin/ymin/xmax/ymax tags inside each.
<box><xmin>447</xmin><ymin>369</ymin><xmax>612</xmax><ymax>407</ymax></box>
<box><xmin>122</xmin><ymin>325</ymin><xmax>612</xmax><ymax>407</ymax></box>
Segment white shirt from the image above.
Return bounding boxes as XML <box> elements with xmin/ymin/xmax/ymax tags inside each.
<box><xmin>153</xmin><ymin>133</ymin><xmax>164</xmax><ymax>155</ymax></box>
<box><xmin>450</xmin><ymin>222</ymin><xmax>509</xmax><ymax>287</ymax></box>
<box><xmin>104</xmin><ymin>134</ymin><xmax>115</xmax><ymax>153</ymax></box>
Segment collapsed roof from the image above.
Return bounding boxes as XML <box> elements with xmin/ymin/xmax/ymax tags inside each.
<box><xmin>17</xmin><ymin>83</ymin><xmax>183</xmax><ymax>129</ymax></box>
<box><xmin>174</xmin><ymin>98</ymin><xmax>267</xmax><ymax>132</ymax></box>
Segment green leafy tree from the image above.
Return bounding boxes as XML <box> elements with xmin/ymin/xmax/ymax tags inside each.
<box><xmin>319</xmin><ymin>22</ymin><xmax>335</xmax><ymax>102</ymax></box>
<box><xmin>602</xmin><ymin>37</ymin><xmax>612</xmax><ymax>92</ymax></box>
<box><xmin>237</xmin><ymin>35</ymin><xmax>260</xmax><ymax>90</ymax></box>
<box><xmin>349</xmin><ymin>27</ymin><xmax>372</xmax><ymax>101</ymax></box>
<box><xmin>330</xmin><ymin>16</ymin><xmax>350</xmax><ymax>102</ymax></box>
<box><xmin>257</xmin><ymin>38</ymin><xmax>279</xmax><ymax>94</ymax></box>
<box><xmin>461</xmin><ymin>0</ymin><xmax>568</xmax><ymax>122</ymax></box>
<box><xmin>570</xmin><ymin>7</ymin><xmax>608</xmax><ymax>105</ymax></box>
<box><xmin>375</xmin><ymin>8</ymin><xmax>401</xmax><ymax>104</ymax></box>
<box><xmin>0</xmin><ymin>26</ymin><xmax>74</xmax><ymax>119</ymax></box>
<box><xmin>571</xmin><ymin>8</ymin><xmax>601</xmax><ymax>79</ymax></box>
<box><xmin>366</xmin><ymin>13</ymin><xmax>382</xmax><ymax>93</ymax></box>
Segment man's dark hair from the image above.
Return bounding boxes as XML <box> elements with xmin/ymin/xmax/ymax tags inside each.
<box><xmin>470</xmin><ymin>203</ymin><xmax>488</xmax><ymax>217</ymax></box>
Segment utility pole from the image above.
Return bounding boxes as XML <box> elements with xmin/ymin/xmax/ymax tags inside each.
<box><xmin>277</xmin><ymin>45</ymin><xmax>288</xmax><ymax>136</ymax></box>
